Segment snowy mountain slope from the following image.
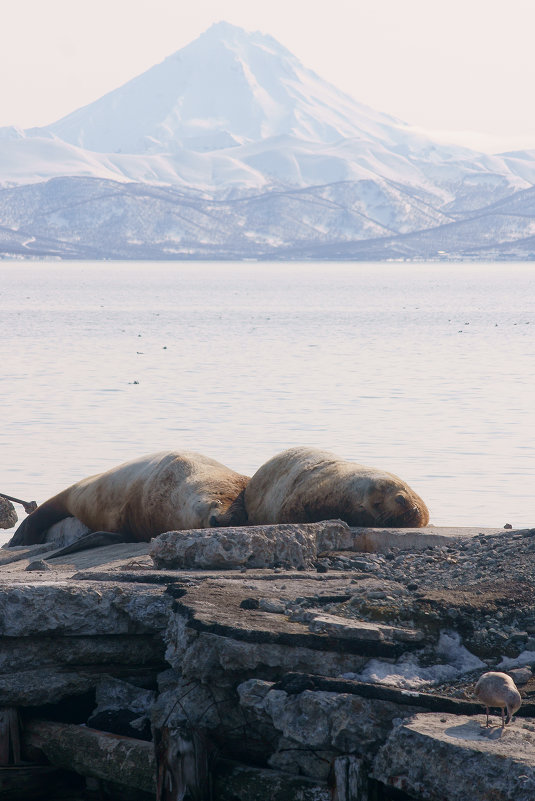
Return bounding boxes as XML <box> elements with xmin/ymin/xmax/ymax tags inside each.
<box><xmin>0</xmin><ymin>128</ymin><xmax>130</xmax><ymax>187</ymax></box>
<box><xmin>499</xmin><ymin>150</ymin><xmax>535</xmax><ymax>184</ymax></box>
<box><xmin>0</xmin><ymin>22</ymin><xmax>533</xmax><ymax>259</ymax></box>
<box><xmin>12</xmin><ymin>22</ymin><xmax>529</xmax><ymax>201</ymax></box>
<box><xmin>1</xmin><ymin>124</ymin><xmax>530</xmax><ymax>217</ymax></box>
<box><xmin>1</xmin><ymin>175</ymin><xmax>533</xmax><ymax>261</ymax></box>
<box><xmin>36</xmin><ymin>22</ymin><xmax>413</xmax><ymax>154</ymax></box>
<box><xmin>0</xmin><ymin>176</ymin><xmax>430</xmax><ymax>255</ymax></box>
<box><xmin>280</xmin><ymin>184</ymin><xmax>535</xmax><ymax>260</ymax></box>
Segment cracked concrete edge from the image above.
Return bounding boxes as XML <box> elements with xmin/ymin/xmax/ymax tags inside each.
<box><xmin>347</xmin><ymin>526</ymin><xmax>519</xmax><ymax>553</ymax></box>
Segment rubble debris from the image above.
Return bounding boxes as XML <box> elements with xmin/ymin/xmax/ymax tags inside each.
<box><xmin>0</xmin><ymin>525</ymin><xmax>534</xmax><ymax>800</ymax></box>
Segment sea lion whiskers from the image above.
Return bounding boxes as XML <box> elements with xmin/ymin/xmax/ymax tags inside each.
<box><xmin>374</xmin><ymin>508</ymin><xmax>393</xmax><ymax>525</ymax></box>
<box><xmin>393</xmin><ymin>504</ymin><xmax>424</xmax><ymax>526</ymax></box>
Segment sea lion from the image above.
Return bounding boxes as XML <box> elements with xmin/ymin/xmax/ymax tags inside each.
<box><xmin>8</xmin><ymin>451</ymin><xmax>250</xmax><ymax>546</ymax></box>
<box><xmin>244</xmin><ymin>447</ymin><xmax>429</xmax><ymax>527</ymax></box>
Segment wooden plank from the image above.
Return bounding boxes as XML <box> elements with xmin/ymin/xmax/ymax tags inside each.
<box><xmin>23</xmin><ymin>719</ymin><xmax>155</xmax><ymax>793</ymax></box>
<box><xmin>0</xmin><ymin>709</ymin><xmax>20</xmax><ymax>765</ymax></box>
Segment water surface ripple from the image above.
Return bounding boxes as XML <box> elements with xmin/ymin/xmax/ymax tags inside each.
<box><xmin>0</xmin><ymin>261</ymin><xmax>533</xmax><ymax>539</ymax></box>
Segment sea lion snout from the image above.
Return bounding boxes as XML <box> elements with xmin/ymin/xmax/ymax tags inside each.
<box><xmin>375</xmin><ymin>484</ymin><xmax>429</xmax><ymax>526</ymax></box>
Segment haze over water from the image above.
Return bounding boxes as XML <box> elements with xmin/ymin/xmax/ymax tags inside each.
<box><xmin>1</xmin><ymin>261</ymin><xmax>533</xmax><ymax>542</ymax></box>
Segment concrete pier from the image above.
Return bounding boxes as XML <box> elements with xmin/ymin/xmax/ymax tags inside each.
<box><xmin>1</xmin><ymin>523</ymin><xmax>534</xmax><ymax>800</ymax></box>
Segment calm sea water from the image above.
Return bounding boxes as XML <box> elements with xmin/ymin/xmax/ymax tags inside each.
<box><xmin>0</xmin><ymin>261</ymin><xmax>533</xmax><ymax>542</ymax></box>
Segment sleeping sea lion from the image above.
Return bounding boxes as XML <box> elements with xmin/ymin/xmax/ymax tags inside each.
<box><xmin>244</xmin><ymin>447</ymin><xmax>429</xmax><ymax>527</ymax></box>
<box><xmin>8</xmin><ymin>450</ymin><xmax>250</xmax><ymax>546</ymax></box>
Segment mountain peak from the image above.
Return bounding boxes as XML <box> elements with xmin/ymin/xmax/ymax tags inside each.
<box><xmin>200</xmin><ymin>21</ymin><xmax>290</xmax><ymax>52</ymax></box>
<box><xmin>33</xmin><ymin>23</ymin><xmax>409</xmax><ymax>157</ymax></box>
<box><xmin>203</xmin><ymin>21</ymin><xmax>250</xmax><ymax>38</ymax></box>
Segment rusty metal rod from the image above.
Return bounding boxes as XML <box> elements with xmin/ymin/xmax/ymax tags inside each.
<box><xmin>0</xmin><ymin>493</ymin><xmax>38</xmax><ymax>514</ymax></box>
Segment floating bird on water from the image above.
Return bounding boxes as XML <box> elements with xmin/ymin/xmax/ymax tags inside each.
<box><xmin>474</xmin><ymin>671</ymin><xmax>521</xmax><ymax>728</ymax></box>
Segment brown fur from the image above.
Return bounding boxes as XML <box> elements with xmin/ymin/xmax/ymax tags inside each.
<box><xmin>8</xmin><ymin>451</ymin><xmax>250</xmax><ymax>546</ymax></box>
<box><xmin>244</xmin><ymin>447</ymin><xmax>429</xmax><ymax>527</ymax></box>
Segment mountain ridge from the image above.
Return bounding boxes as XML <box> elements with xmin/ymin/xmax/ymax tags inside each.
<box><xmin>0</xmin><ymin>22</ymin><xmax>533</xmax><ymax>259</ymax></box>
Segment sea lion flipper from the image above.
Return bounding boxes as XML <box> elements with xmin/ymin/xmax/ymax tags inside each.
<box><xmin>46</xmin><ymin>531</ymin><xmax>132</xmax><ymax>558</ymax></box>
<box><xmin>6</xmin><ymin>499</ymin><xmax>70</xmax><ymax>547</ymax></box>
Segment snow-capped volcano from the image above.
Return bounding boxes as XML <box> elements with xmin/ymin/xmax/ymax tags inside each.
<box><xmin>36</xmin><ymin>21</ymin><xmax>410</xmax><ymax>155</ymax></box>
<box><xmin>0</xmin><ymin>22</ymin><xmax>534</xmax><ymax>260</ymax></box>
<box><xmin>5</xmin><ymin>20</ymin><xmax>532</xmax><ymax>197</ymax></box>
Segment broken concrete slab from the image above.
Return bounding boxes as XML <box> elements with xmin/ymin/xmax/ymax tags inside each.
<box><xmin>164</xmin><ymin>574</ymin><xmax>420</xmax><ymax>656</ymax></box>
<box><xmin>0</xmin><ymin>543</ymin><xmax>55</xmax><ymax>566</ymax></box>
<box><xmin>0</xmin><ymin>524</ymin><xmax>533</xmax><ymax>801</ymax></box>
<box><xmin>308</xmin><ymin>613</ymin><xmax>425</xmax><ymax>644</ymax></box>
<box><xmin>87</xmin><ymin>677</ymin><xmax>156</xmax><ymax>741</ymax></box>
<box><xmin>0</xmin><ymin>634</ymin><xmax>165</xmax><ymax>674</ymax></box>
<box><xmin>150</xmin><ymin>520</ymin><xmax>351</xmax><ymax>570</ymax></box>
<box><xmin>0</xmin><ymin>579</ymin><xmax>173</xmax><ymax>636</ymax></box>
<box><xmin>163</xmin><ymin>575</ymin><xmax>421</xmax><ymax>685</ymax></box>
<box><xmin>0</xmin><ymin>542</ymin><xmax>151</xmax><ymax>576</ymax></box>
<box><xmin>372</xmin><ymin>712</ymin><xmax>535</xmax><ymax>801</ymax></box>
<box><xmin>1</xmin><ymin>668</ymin><xmax>119</xmax><ymax>707</ymax></box>
<box><xmin>238</xmin><ymin>679</ymin><xmax>422</xmax><ymax>778</ymax></box>
<box><xmin>149</xmin><ymin>523</ymin><xmax>510</xmax><ymax>571</ymax></box>
<box><xmin>167</xmin><ymin>616</ymin><xmax>370</xmax><ymax>685</ymax></box>
<box><xmin>350</xmin><ymin>526</ymin><xmax>509</xmax><ymax>553</ymax></box>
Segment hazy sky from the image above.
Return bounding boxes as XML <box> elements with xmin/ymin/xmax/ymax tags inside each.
<box><xmin>3</xmin><ymin>0</ymin><xmax>535</xmax><ymax>152</ymax></box>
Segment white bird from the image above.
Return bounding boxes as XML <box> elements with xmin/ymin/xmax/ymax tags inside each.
<box><xmin>474</xmin><ymin>671</ymin><xmax>521</xmax><ymax>728</ymax></box>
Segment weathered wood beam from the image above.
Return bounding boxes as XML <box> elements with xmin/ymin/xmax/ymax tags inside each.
<box><xmin>23</xmin><ymin>718</ymin><xmax>155</xmax><ymax>793</ymax></box>
<box><xmin>0</xmin><ymin>708</ymin><xmax>20</xmax><ymax>765</ymax></box>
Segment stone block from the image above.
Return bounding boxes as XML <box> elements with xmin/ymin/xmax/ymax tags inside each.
<box><xmin>0</xmin><ymin>497</ymin><xmax>17</xmax><ymax>530</ymax></box>
<box><xmin>0</xmin><ymin>668</ymin><xmax>111</xmax><ymax>707</ymax></box>
<box><xmin>150</xmin><ymin>521</ymin><xmax>350</xmax><ymax>570</ymax></box>
<box><xmin>239</xmin><ymin>683</ymin><xmax>418</xmax><ymax>777</ymax></box>
<box><xmin>0</xmin><ymin>634</ymin><xmax>165</xmax><ymax>673</ymax></box>
<box><xmin>0</xmin><ymin>581</ymin><xmax>173</xmax><ymax>636</ymax></box>
<box><xmin>214</xmin><ymin>762</ymin><xmax>331</xmax><ymax>801</ymax></box>
<box><xmin>166</xmin><ymin>616</ymin><xmax>368</xmax><ymax>684</ymax></box>
<box><xmin>372</xmin><ymin>712</ymin><xmax>535</xmax><ymax>801</ymax></box>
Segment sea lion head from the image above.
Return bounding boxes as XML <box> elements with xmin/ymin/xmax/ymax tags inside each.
<box><xmin>243</xmin><ymin>447</ymin><xmax>430</xmax><ymax>529</ymax></box>
<box><xmin>207</xmin><ymin>488</ymin><xmax>248</xmax><ymax>528</ymax></box>
<box><xmin>360</xmin><ymin>474</ymin><xmax>429</xmax><ymax>527</ymax></box>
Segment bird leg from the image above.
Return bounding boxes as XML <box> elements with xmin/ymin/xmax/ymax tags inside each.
<box><xmin>501</xmin><ymin>707</ymin><xmax>505</xmax><ymax>728</ymax></box>
<box><xmin>486</xmin><ymin>707</ymin><xmax>490</xmax><ymax>727</ymax></box>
